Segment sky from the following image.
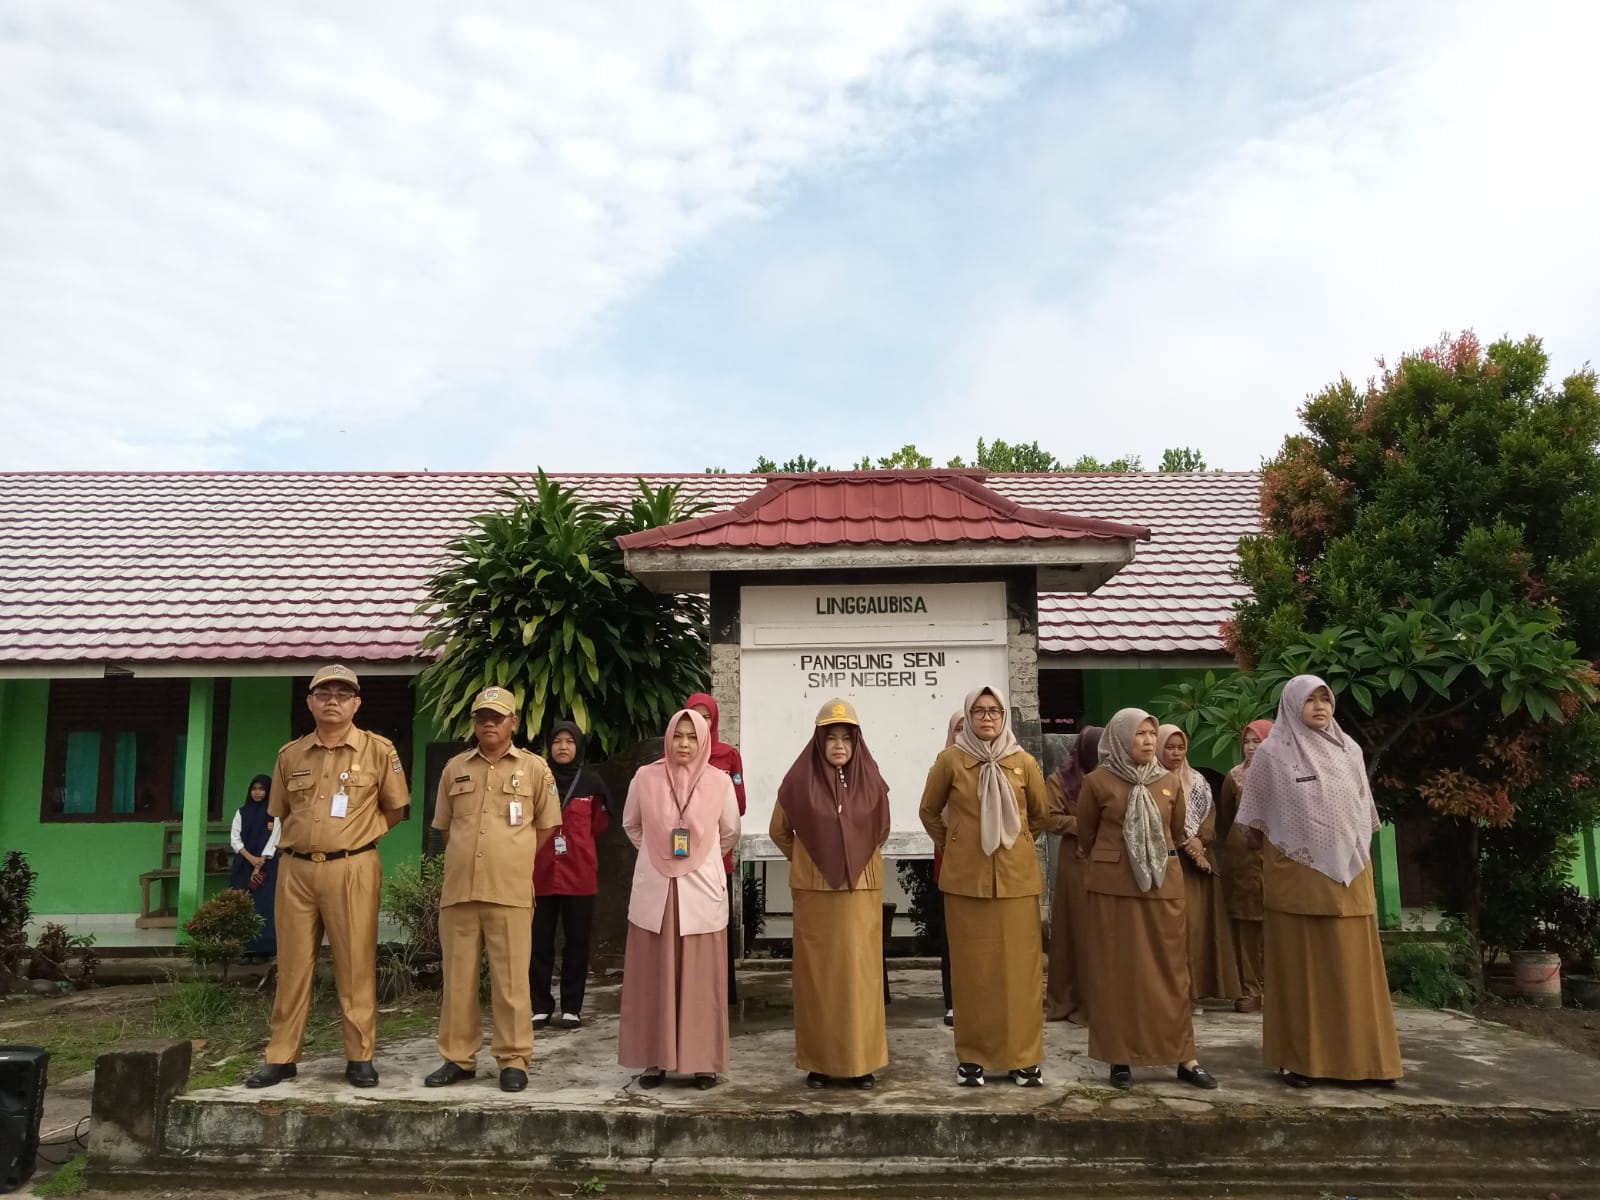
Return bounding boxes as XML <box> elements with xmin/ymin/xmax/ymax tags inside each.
<box><xmin>2</xmin><ymin>1</ymin><xmax>1597</xmax><ymax>474</ymax></box>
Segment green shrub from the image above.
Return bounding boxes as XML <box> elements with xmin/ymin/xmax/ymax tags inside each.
<box><xmin>894</xmin><ymin>859</ymin><xmax>945</xmax><ymax>956</ymax></box>
<box><xmin>382</xmin><ymin>856</ymin><xmax>445</xmax><ymax>956</ymax></box>
<box><xmin>181</xmin><ymin>890</ymin><xmax>263</xmax><ymax>981</ymax></box>
<box><xmin>1386</xmin><ymin>918</ymin><xmax>1480</xmax><ymax>1009</ymax></box>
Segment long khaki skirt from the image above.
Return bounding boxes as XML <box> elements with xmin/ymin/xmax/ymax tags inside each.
<box><xmin>792</xmin><ymin>887</ymin><xmax>888</xmax><ymax>1077</ymax></box>
<box><xmin>1263</xmin><ymin>908</ymin><xmax>1403</xmax><ymax>1080</ymax></box>
<box><xmin>1045</xmin><ymin>837</ymin><xmax>1090</xmax><ymax>1023</ymax></box>
<box><xmin>618</xmin><ymin>880</ymin><xmax>729</xmax><ymax>1075</ymax></box>
<box><xmin>1183</xmin><ymin>859</ymin><xmax>1242</xmax><ymax>1001</ymax></box>
<box><xmin>1086</xmin><ymin>891</ymin><xmax>1195</xmax><ymax>1066</ymax></box>
<box><xmin>946</xmin><ymin>893</ymin><xmax>1045</xmax><ymax>1071</ymax></box>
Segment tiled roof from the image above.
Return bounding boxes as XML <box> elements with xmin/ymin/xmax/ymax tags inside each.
<box><xmin>617</xmin><ymin>470</ymin><xmax>1151</xmax><ymax>550</ymax></box>
<box><xmin>0</xmin><ymin>471</ymin><xmax>1261</xmax><ymax>665</ymax></box>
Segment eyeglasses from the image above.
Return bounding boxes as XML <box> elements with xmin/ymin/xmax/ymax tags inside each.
<box><xmin>311</xmin><ymin>688</ymin><xmax>358</xmax><ymax>702</ymax></box>
<box><xmin>969</xmin><ymin>707</ymin><xmax>1004</xmax><ymax>719</ymax></box>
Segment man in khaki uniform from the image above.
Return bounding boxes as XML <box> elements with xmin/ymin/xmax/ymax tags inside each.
<box><xmin>424</xmin><ymin>685</ymin><xmax>561</xmax><ymax>1092</ymax></box>
<box><xmin>246</xmin><ymin>665</ymin><xmax>410</xmax><ymax>1089</ymax></box>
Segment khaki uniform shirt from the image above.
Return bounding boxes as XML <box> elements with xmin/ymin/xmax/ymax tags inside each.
<box><xmin>768</xmin><ymin>805</ymin><xmax>885</xmax><ymax>892</ymax></box>
<box><xmin>1076</xmin><ymin>769</ymin><xmax>1185</xmax><ymax>900</ymax></box>
<box><xmin>268</xmin><ymin>727</ymin><xmax>410</xmax><ymax>854</ymax></box>
<box><xmin>1263</xmin><ymin>844</ymin><xmax>1377</xmax><ymax>917</ymax></box>
<box><xmin>432</xmin><ymin>745</ymin><xmax>560</xmax><ymax>909</ymax></box>
<box><xmin>918</xmin><ymin>745</ymin><xmax>1048</xmax><ymax>899</ymax></box>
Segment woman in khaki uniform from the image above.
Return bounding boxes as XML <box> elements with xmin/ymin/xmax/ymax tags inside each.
<box><xmin>770</xmin><ymin>699</ymin><xmax>892</xmax><ymax>1089</ymax></box>
<box><xmin>1043</xmin><ymin>726</ymin><xmax>1101</xmax><ymax>1024</ymax></box>
<box><xmin>919</xmin><ymin>686</ymin><xmax>1049</xmax><ymax>1087</ymax></box>
<box><xmin>1158</xmin><ymin>725</ymin><xmax>1240</xmax><ymax>1007</ymax></box>
<box><xmin>1237</xmin><ymin>676</ymin><xmax>1402</xmax><ymax>1088</ymax></box>
<box><xmin>1078</xmin><ymin>708</ymin><xmax>1218</xmax><ymax>1091</ymax></box>
<box><xmin>1217</xmin><ymin>720</ymin><xmax>1272</xmax><ymax>1012</ymax></box>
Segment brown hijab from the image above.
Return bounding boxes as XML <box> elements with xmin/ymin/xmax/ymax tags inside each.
<box><xmin>776</xmin><ymin>700</ymin><xmax>892</xmax><ymax>890</ymax></box>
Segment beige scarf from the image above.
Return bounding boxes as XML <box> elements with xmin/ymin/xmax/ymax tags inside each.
<box><xmin>953</xmin><ymin>686</ymin><xmax>1023</xmax><ymax>855</ymax></box>
<box><xmin>1101</xmin><ymin>707</ymin><xmax>1170</xmax><ymax>892</ymax></box>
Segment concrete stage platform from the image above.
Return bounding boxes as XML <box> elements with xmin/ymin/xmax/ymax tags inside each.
<box><xmin>124</xmin><ymin>967</ymin><xmax>1600</xmax><ymax>1197</ymax></box>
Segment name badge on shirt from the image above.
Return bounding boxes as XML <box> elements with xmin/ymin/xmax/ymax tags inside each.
<box><xmin>553</xmin><ymin>833</ymin><xmax>568</xmax><ymax>856</ymax></box>
<box><xmin>671</xmin><ymin>827</ymin><xmax>691</xmax><ymax>858</ymax></box>
<box><xmin>509</xmin><ymin>799</ymin><xmax>523</xmax><ymax>827</ymax></box>
<box><xmin>330</xmin><ymin>772</ymin><xmax>350</xmax><ymax>818</ymax></box>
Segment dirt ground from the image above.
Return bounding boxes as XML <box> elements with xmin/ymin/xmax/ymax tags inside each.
<box><xmin>1473</xmin><ymin>995</ymin><xmax>1600</xmax><ymax>1061</ymax></box>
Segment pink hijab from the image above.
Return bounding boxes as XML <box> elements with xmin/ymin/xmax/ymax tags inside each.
<box><xmin>1235</xmin><ymin>675</ymin><xmax>1379</xmax><ymax>886</ymax></box>
<box><xmin>631</xmin><ymin>709</ymin><xmax>725</xmax><ymax>877</ymax></box>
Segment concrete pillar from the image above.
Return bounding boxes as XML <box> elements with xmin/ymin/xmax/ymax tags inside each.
<box><xmin>1371</xmin><ymin>823</ymin><xmax>1402</xmax><ymax>929</ymax></box>
<box><xmin>176</xmin><ymin>678</ymin><xmax>214</xmax><ymax>932</ymax></box>
<box><xmin>89</xmin><ymin>1039</ymin><xmax>192</xmax><ymax>1168</ymax></box>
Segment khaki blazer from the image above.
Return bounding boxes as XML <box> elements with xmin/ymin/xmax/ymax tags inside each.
<box><xmin>1263</xmin><ymin>844</ymin><xmax>1377</xmax><ymax>917</ymax></box>
<box><xmin>918</xmin><ymin>745</ymin><xmax>1048</xmax><ymax>899</ymax></box>
<box><xmin>1075</xmin><ymin>768</ymin><xmax>1186</xmax><ymax>901</ymax></box>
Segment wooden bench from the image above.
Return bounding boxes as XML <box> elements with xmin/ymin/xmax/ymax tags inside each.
<box><xmin>136</xmin><ymin>821</ymin><xmax>234</xmax><ymax>929</ymax></box>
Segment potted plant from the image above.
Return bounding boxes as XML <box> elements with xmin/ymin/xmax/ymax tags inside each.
<box><xmin>1543</xmin><ymin>886</ymin><xmax>1600</xmax><ymax>1008</ymax></box>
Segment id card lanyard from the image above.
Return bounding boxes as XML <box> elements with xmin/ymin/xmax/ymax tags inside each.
<box><xmin>667</xmin><ymin>774</ymin><xmax>692</xmax><ymax>858</ymax></box>
<box><xmin>553</xmin><ymin>769</ymin><xmax>584</xmax><ymax>854</ymax></box>
<box><xmin>508</xmin><ymin>772</ymin><xmax>524</xmax><ymax>827</ymax></box>
<box><xmin>330</xmin><ymin>772</ymin><xmax>349</xmax><ymax>819</ymax></box>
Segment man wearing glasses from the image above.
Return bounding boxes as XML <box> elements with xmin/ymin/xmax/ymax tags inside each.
<box><xmin>246</xmin><ymin>664</ymin><xmax>411</xmax><ymax>1089</ymax></box>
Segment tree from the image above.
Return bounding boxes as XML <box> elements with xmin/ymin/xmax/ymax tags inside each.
<box><xmin>416</xmin><ymin>472</ymin><xmax>713</xmax><ymax>756</ymax></box>
<box><xmin>960</xmin><ymin>438</ymin><xmax>1063</xmax><ymax>472</ymax></box>
<box><xmin>1208</xmin><ymin>331</ymin><xmax>1600</xmax><ymax>958</ymax></box>
<box><xmin>754</xmin><ymin>454</ymin><xmax>825</xmax><ymax>473</ymax></box>
<box><xmin>1069</xmin><ymin>453</ymin><xmax>1142</xmax><ymax>472</ymax></box>
<box><xmin>1160</xmin><ymin>447</ymin><xmax>1207</xmax><ymax>472</ymax></box>
<box><xmin>856</xmin><ymin>444</ymin><xmax>934</xmax><ymax>470</ymax></box>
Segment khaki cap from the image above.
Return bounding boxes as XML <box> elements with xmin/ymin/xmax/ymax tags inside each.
<box><xmin>815</xmin><ymin>698</ymin><xmax>860</xmax><ymax>727</ymax></box>
<box><xmin>471</xmin><ymin>685</ymin><xmax>518</xmax><ymax>716</ymax></box>
<box><xmin>309</xmin><ymin>664</ymin><xmax>360</xmax><ymax>692</ymax></box>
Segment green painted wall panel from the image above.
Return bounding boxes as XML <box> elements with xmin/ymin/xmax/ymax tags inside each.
<box><xmin>221</xmin><ymin>676</ymin><xmax>291</xmax><ymax>812</ymax></box>
<box><xmin>1081</xmin><ymin>667</ymin><xmax>1235</xmax><ymax>772</ymax></box>
<box><xmin>0</xmin><ymin>679</ymin><xmax>164</xmax><ymax>913</ymax></box>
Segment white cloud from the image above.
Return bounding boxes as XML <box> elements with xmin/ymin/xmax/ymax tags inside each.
<box><xmin>941</xmin><ymin>0</ymin><xmax>1600</xmax><ymax>470</ymax></box>
<box><xmin>0</xmin><ymin>0</ymin><xmax>1122</xmax><ymax>468</ymax></box>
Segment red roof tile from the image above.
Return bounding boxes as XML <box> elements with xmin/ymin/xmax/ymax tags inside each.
<box><xmin>617</xmin><ymin>470</ymin><xmax>1151</xmax><ymax>551</ymax></box>
<box><xmin>0</xmin><ymin>471</ymin><xmax>1261</xmax><ymax>665</ymax></box>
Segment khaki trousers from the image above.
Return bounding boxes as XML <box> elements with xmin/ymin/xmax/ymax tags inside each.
<box><xmin>265</xmin><ymin>850</ymin><xmax>381</xmax><ymax>1063</ymax></box>
<box><xmin>437</xmin><ymin>901</ymin><xmax>534</xmax><ymax>1070</ymax></box>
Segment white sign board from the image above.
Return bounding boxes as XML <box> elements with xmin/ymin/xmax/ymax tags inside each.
<box><xmin>737</xmin><ymin>581</ymin><xmax>1009</xmax><ymax>859</ymax></box>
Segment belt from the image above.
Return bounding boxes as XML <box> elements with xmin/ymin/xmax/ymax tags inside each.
<box><xmin>284</xmin><ymin>842</ymin><xmax>378</xmax><ymax>864</ymax></box>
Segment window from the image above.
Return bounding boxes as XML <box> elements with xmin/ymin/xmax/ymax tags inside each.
<box><xmin>41</xmin><ymin>678</ymin><xmax>231</xmax><ymax>821</ymax></box>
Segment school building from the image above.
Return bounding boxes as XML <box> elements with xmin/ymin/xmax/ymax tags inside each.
<box><xmin>1</xmin><ymin>470</ymin><xmax>1593</xmax><ymax>941</ymax></box>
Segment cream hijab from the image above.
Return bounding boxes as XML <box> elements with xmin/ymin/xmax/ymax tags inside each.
<box><xmin>1101</xmin><ymin>708</ymin><xmax>1170</xmax><ymax>892</ymax></box>
<box><xmin>952</xmin><ymin>686</ymin><xmax>1024</xmax><ymax>855</ymax></box>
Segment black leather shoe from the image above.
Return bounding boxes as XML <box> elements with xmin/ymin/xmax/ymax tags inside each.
<box><xmin>638</xmin><ymin>1069</ymin><xmax>665</xmax><ymax>1090</ymax></box>
<box><xmin>345</xmin><ymin>1060</ymin><xmax>379</xmax><ymax>1088</ymax></box>
<box><xmin>854</xmin><ymin>1074</ymin><xmax>875</xmax><ymax>1090</ymax></box>
<box><xmin>1178</xmin><ymin>1063</ymin><xmax>1219</xmax><ymax>1090</ymax></box>
<box><xmin>245</xmin><ymin>1062</ymin><xmax>297</xmax><ymax>1089</ymax></box>
<box><xmin>499</xmin><ymin>1068</ymin><xmax>528</xmax><ymax>1092</ymax></box>
<box><xmin>1280</xmin><ymin>1070</ymin><xmax>1312</xmax><ymax>1088</ymax></box>
<box><xmin>1109</xmin><ymin>1065</ymin><xmax>1133</xmax><ymax>1089</ymax></box>
<box><xmin>423</xmin><ymin>1061</ymin><xmax>474</xmax><ymax>1087</ymax></box>
<box><xmin>694</xmin><ymin>1073</ymin><xmax>718</xmax><ymax>1090</ymax></box>
<box><xmin>806</xmin><ymin>1072</ymin><xmax>827</xmax><ymax>1089</ymax></box>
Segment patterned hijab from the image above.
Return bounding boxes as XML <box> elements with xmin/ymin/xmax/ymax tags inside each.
<box><xmin>1100</xmin><ymin>708</ymin><xmax>1170</xmax><ymax>892</ymax></box>
<box><xmin>1236</xmin><ymin>676</ymin><xmax>1379</xmax><ymax>886</ymax></box>
<box><xmin>952</xmin><ymin>686</ymin><xmax>1024</xmax><ymax>855</ymax></box>
<box><xmin>1158</xmin><ymin>724</ymin><xmax>1211</xmax><ymax>840</ymax></box>
<box><xmin>1056</xmin><ymin>726</ymin><xmax>1102</xmax><ymax>808</ymax></box>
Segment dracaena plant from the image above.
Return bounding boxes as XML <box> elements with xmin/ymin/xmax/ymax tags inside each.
<box><xmin>416</xmin><ymin>471</ymin><xmax>712</xmax><ymax>758</ymax></box>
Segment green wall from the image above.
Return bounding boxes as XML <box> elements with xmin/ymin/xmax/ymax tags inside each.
<box><xmin>221</xmin><ymin>676</ymin><xmax>291</xmax><ymax>813</ymax></box>
<box><xmin>0</xmin><ymin>679</ymin><xmax>164</xmax><ymax>913</ymax></box>
<box><xmin>1081</xmin><ymin>667</ymin><xmax>1235</xmax><ymax>772</ymax></box>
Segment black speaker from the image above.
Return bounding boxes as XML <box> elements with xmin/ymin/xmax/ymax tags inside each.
<box><xmin>0</xmin><ymin>1046</ymin><xmax>49</xmax><ymax>1195</ymax></box>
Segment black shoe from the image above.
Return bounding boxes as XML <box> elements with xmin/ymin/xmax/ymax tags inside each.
<box><xmin>500</xmin><ymin>1068</ymin><xmax>528</xmax><ymax>1092</ymax></box>
<box><xmin>806</xmin><ymin>1072</ymin><xmax>827</xmax><ymax>1089</ymax></box>
<box><xmin>245</xmin><ymin>1062</ymin><xmax>297</xmax><ymax>1089</ymax></box>
<box><xmin>1178</xmin><ymin>1064</ymin><xmax>1218</xmax><ymax>1090</ymax></box>
<box><xmin>638</xmin><ymin>1069</ymin><xmax>664</xmax><ymax>1090</ymax></box>
<box><xmin>560</xmin><ymin>1012</ymin><xmax>582</xmax><ymax>1029</ymax></box>
<box><xmin>956</xmin><ymin>1062</ymin><xmax>984</xmax><ymax>1087</ymax></box>
<box><xmin>1363</xmin><ymin>1077</ymin><xmax>1397</xmax><ymax>1088</ymax></box>
<box><xmin>1109</xmin><ymin>1065</ymin><xmax>1132</xmax><ymax>1089</ymax></box>
<box><xmin>424</xmin><ymin>1061</ymin><xmax>475</xmax><ymax>1087</ymax></box>
<box><xmin>345</xmin><ymin>1060</ymin><xmax>379</xmax><ymax>1088</ymax></box>
<box><xmin>943</xmin><ymin>1008</ymin><xmax>954</xmax><ymax>1027</ymax></box>
<box><xmin>532</xmin><ymin>1013</ymin><xmax>551</xmax><ymax>1030</ymax></box>
<box><xmin>854</xmin><ymin>1074</ymin><xmax>875</xmax><ymax>1090</ymax></box>
<box><xmin>694</xmin><ymin>1073</ymin><xmax>718</xmax><ymax>1090</ymax></box>
<box><xmin>1010</xmin><ymin>1065</ymin><xmax>1043</xmax><ymax>1088</ymax></box>
<box><xmin>1280</xmin><ymin>1070</ymin><xmax>1313</xmax><ymax>1089</ymax></box>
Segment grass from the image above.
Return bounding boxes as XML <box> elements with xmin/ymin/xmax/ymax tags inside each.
<box><xmin>33</xmin><ymin>1152</ymin><xmax>88</xmax><ymax>1197</ymax></box>
<box><xmin>0</xmin><ymin>977</ymin><xmax>443</xmax><ymax>1090</ymax></box>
